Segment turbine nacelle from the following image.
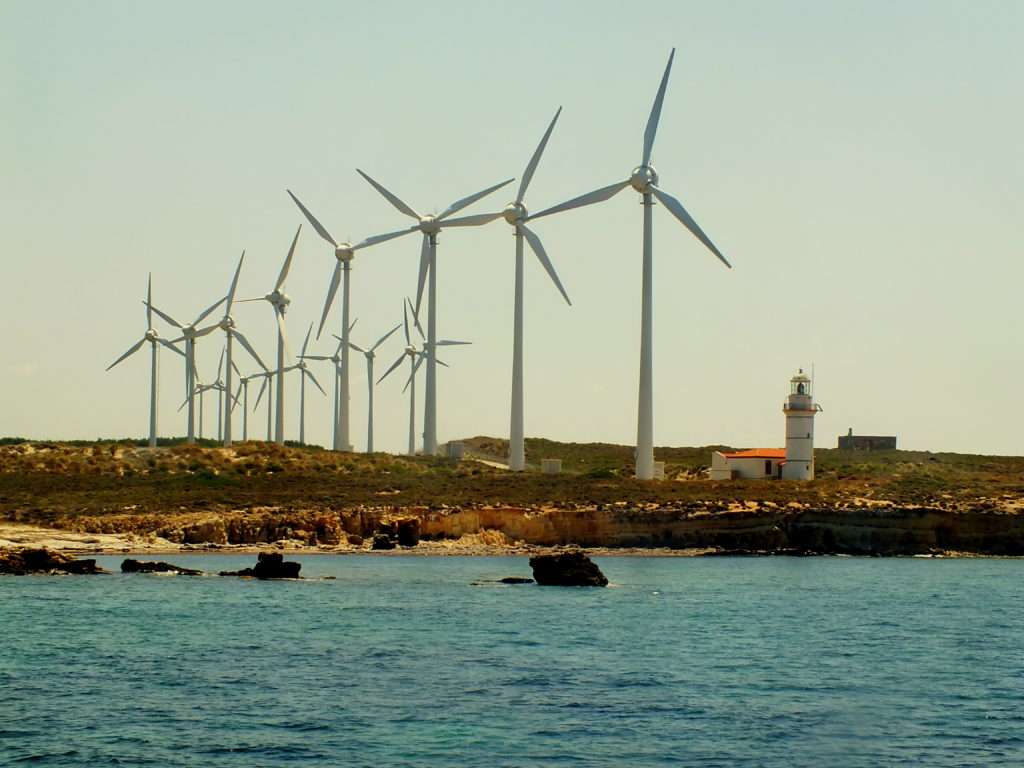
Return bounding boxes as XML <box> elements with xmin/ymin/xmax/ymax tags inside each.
<box><xmin>502</xmin><ymin>202</ymin><xmax>528</xmax><ymax>225</ymax></box>
<box><xmin>267</xmin><ymin>290</ymin><xmax>291</xmax><ymax>310</ymax></box>
<box><xmin>144</xmin><ymin>329</ymin><xmax>159</xmax><ymax>342</ymax></box>
<box><xmin>335</xmin><ymin>244</ymin><xmax>355</xmax><ymax>262</ymax></box>
<box><xmin>219</xmin><ymin>316</ymin><xmax>235</xmax><ymax>331</ymax></box>
<box><xmin>630</xmin><ymin>164</ymin><xmax>659</xmax><ymax>193</ymax></box>
<box><xmin>418</xmin><ymin>215</ymin><xmax>441</xmax><ymax>235</ymax></box>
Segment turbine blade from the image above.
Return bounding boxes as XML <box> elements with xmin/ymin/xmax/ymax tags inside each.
<box><xmin>404</xmin><ymin>354</ymin><xmax>425</xmax><ymax>393</ymax></box>
<box><xmin>527</xmin><ymin>180</ymin><xmax>630</xmax><ymax>221</ymax></box>
<box><xmin>348</xmin><ymin>341</ymin><xmax>366</xmax><ymax>354</ymax></box>
<box><xmin>194</xmin><ymin>323</ymin><xmax>219</xmax><ymax>339</ymax></box>
<box><xmin>276</xmin><ymin>309</ymin><xmax>292</xmax><ymax>360</ymax></box>
<box><xmin>146</xmin><ymin>274</ymin><xmax>153</xmax><ymax>330</ymax></box>
<box><xmin>302</xmin><ymin>355</ymin><xmax>331</xmax><ymax>361</ymax></box>
<box><xmin>145</xmin><ymin>302</ymin><xmax>182</xmax><ymax>328</ymax></box>
<box><xmin>356</xmin><ymin>169</ymin><xmax>420</xmax><ymax>219</ymax></box>
<box><xmin>225</xmin><ymin>250</ymin><xmax>245</xmax><ymax>316</ymax></box>
<box><xmin>437</xmin><ymin>212</ymin><xmax>503</xmax><ymax>228</ymax></box>
<box><xmin>287</xmin><ymin>189</ymin><xmax>337</xmax><ymax>246</ymax></box>
<box><xmin>106</xmin><ymin>337</ymin><xmax>146</xmax><ymax>370</ymax></box>
<box><xmin>408</xmin><ymin>297</ymin><xmax>425</xmax><ymax>340</ymax></box>
<box><xmin>643</xmin><ymin>48</ymin><xmax>675</xmax><ymax>167</ymax></box>
<box><xmin>300</xmin><ymin>323</ymin><xmax>313</xmax><ymax>359</ymax></box>
<box><xmin>159</xmin><ymin>338</ymin><xmax>185</xmax><ymax>357</ymax></box>
<box><xmin>436</xmin><ymin>339</ymin><xmax>472</xmax><ymax>346</ymax></box>
<box><xmin>254</xmin><ymin>376</ymin><xmax>268</xmax><ymax>408</ymax></box>
<box><xmin>275</xmin><ymin>225</ymin><xmax>302</xmax><ymax>291</ymax></box>
<box><xmin>414</xmin><ymin>234</ymin><xmax>430</xmax><ymax>316</ymax></box>
<box><xmin>232</xmin><ymin>328</ymin><xmax>268</xmax><ymax>371</ymax></box>
<box><xmin>193</xmin><ymin>296</ymin><xmax>226</xmax><ymax>325</ymax></box>
<box><xmin>650</xmin><ymin>186</ymin><xmax>732</xmax><ymax>269</ymax></box>
<box><xmin>316</xmin><ymin>262</ymin><xmax>342</xmax><ymax>340</ymax></box>
<box><xmin>305</xmin><ymin>369</ymin><xmax>327</xmax><ymax>396</ymax></box>
<box><xmin>517</xmin><ymin>106</ymin><xmax>562</xmax><ymax>204</ymax></box>
<box><xmin>371</xmin><ymin>323</ymin><xmax>402</xmax><ymax>352</ymax></box>
<box><xmin>402</xmin><ymin>301</ymin><xmax>410</xmax><ymax>345</ymax></box>
<box><xmin>520</xmin><ymin>223</ymin><xmax>571</xmax><ymax>305</ymax></box>
<box><xmin>436</xmin><ymin>358</ymin><xmax>450</xmax><ymax>368</ymax></box>
<box><xmin>438</xmin><ymin>178</ymin><xmax>515</xmax><ymax>220</ymax></box>
<box><xmin>353</xmin><ymin>226</ymin><xmax>419</xmax><ymax>249</ymax></box>
<box><xmin>217</xmin><ymin>348</ymin><xmax>224</xmax><ymax>379</ymax></box>
<box><xmin>378</xmin><ymin>353</ymin><xmax>405</xmax><ymax>384</ymax></box>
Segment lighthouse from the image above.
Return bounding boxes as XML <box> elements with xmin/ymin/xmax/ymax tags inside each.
<box><xmin>782</xmin><ymin>369</ymin><xmax>821</xmax><ymax>480</ymax></box>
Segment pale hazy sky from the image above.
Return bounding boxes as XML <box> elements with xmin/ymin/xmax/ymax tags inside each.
<box><xmin>2</xmin><ymin>1</ymin><xmax>1021</xmax><ymax>455</ymax></box>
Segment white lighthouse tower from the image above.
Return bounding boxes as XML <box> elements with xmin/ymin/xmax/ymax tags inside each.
<box><xmin>781</xmin><ymin>369</ymin><xmax>821</xmax><ymax>480</ymax></box>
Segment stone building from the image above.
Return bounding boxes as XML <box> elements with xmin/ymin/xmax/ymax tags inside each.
<box><xmin>837</xmin><ymin>429</ymin><xmax>897</xmax><ymax>451</ymax></box>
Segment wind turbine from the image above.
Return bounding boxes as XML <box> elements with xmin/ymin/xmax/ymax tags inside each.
<box><xmin>196</xmin><ymin>251</ymin><xmax>267</xmax><ymax>446</ymax></box>
<box><xmin>300</xmin><ymin>319</ymin><xmax>358</xmax><ymax>452</ymax></box>
<box><xmin>149</xmin><ymin>295</ymin><xmax>226</xmax><ymax>443</ymax></box>
<box><xmin>287</xmin><ymin>190</ymin><xmax>396</xmax><ymax>452</ymax></box>
<box><xmin>357</xmin><ymin>169</ymin><xmax>514</xmax><ymax>455</ymax></box>
<box><xmin>529</xmin><ymin>49</ymin><xmax>732</xmax><ymax>479</ymax></box>
<box><xmin>442</xmin><ymin>108</ymin><xmax>573</xmax><ymax>470</ymax></box>
<box><xmin>283</xmin><ymin>323</ymin><xmax>326</xmax><ymax>445</ymax></box>
<box><xmin>348</xmin><ymin>322</ymin><xmax>401</xmax><ymax>453</ymax></box>
<box><xmin>378</xmin><ymin>299</ymin><xmax>469</xmax><ymax>455</ymax></box>
<box><xmin>240</xmin><ymin>226</ymin><xmax>301</xmax><ymax>445</ymax></box>
<box><xmin>252</xmin><ymin>370</ymin><xmax>275</xmax><ymax>441</ymax></box>
<box><xmin>107</xmin><ymin>275</ymin><xmax>184</xmax><ymax>447</ymax></box>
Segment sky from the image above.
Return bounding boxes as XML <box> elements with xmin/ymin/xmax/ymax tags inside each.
<box><xmin>1</xmin><ymin>0</ymin><xmax>1021</xmax><ymax>456</ymax></box>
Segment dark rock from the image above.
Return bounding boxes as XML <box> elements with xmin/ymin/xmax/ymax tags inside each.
<box><xmin>396</xmin><ymin>518</ymin><xmax>420</xmax><ymax>547</ymax></box>
<box><xmin>219</xmin><ymin>551</ymin><xmax>301</xmax><ymax>579</ymax></box>
<box><xmin>346</xmin><ymin>534</ymin><xmax>364</xmax><ymax>546</ymax></box>
<box><xmin>0</xmin><ymin>547</ymin><xmax>105</xmax><ymax>575</ymax></box>
<box><xmin>371</xmin><ymin>534</ymin><xmax>396</xmax><ymax>551</ymax></box>
<box><xmin>121</xmin><ymin>558</ymin><xmax>202</xmax><ymax>575</ymax></box>
<box><xmin>529</xmin><ymin>551</ymin><xmax>607</xmax><ymax>587</ymax></box>
<box><xmin>499</xmin><ymin>577</ymin><xmax>534</xmax><ymax>584</ymax></box>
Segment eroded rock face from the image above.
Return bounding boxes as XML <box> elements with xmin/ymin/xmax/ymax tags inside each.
<box><xmin>395</xmin><ymin>518</ymin><xmax>420</xmax><ymax>547</ymax></box>
<box><xmin>529</xmin><ymin>551</ymin><xmax>608</xmax><ymax>587</ymax></box>
<box><xmin>121</xmin><ymin>558</ymin><xmax>202</xmax><ymax>575</ymax></box>
<box><xmin>0</xmin><ymin>547</ymin><xmax>105</xmax><ymax>575</ymax></box>
<box><xmin>371</xmin><ymin>534</ymin><xmax>396</xmax><ymax>551</ymax></box>
<box><xmin>219</xmin><ymin>551</ymin><xmax>301</xmax><ymax>579</ymax></box>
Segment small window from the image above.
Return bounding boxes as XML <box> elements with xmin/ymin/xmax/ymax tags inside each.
<box><xmin>765</xmin><ymin>460</ymin><xmax>772</xmax><ymax>475</ymax></box>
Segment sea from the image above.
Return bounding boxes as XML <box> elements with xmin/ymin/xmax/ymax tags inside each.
<box><xmin>2</xmin><ymin>554</ymin><xmax>1023</xmax><ymax>767</ymax></box>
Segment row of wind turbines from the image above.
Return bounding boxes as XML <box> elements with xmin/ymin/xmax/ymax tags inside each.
<box><xmin>107</xmin><ymin>49</ymin><xmax>732</xmax><ymax>479</ymax></box>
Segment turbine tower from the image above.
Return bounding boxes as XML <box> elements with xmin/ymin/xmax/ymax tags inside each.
<box><xmin>241</xmin><ymin>226</ymin><xmax>301</xmax><ymax>445</ymax></box>
<box><xmin>107</xmin><ymin>275</ymin><xmax>184</xmax><ymax>447</ymax></box>
<box><xmin>530</xmin><ymin>49</ymin><xmax>732</xmax><ymax>479</ymax></box>
<box><xmin>357</xmin><ymin>170</ymin><xmax>514</xmax><ymax>455</ymax></box>
<box><xmin>287</xmin><ymin>191</ymin><xmax>393</xmax><ymax>452</ymax></box>
<box><xmin>252</xmin><ymin>370</ymin><xmax>275</xmax><ymax>441</ymax></box>
<box><xmin>283</xmin><ymin>323</ymin><xmax>326</xmax><ymax>445</ymax></box>
<box><xmin>197</xmin><ymin>251</ymin><xmax>267</xmax><ymax>446</ymax></box>
<box><xmin>149</xmin><ymin>295</ymin><xmax>226</xmax><ymax>443</ymax></box>
<box><xmin>348</xmin><ymin>323</ymin><xmax>401</xmax><ymax>453</ymax></box>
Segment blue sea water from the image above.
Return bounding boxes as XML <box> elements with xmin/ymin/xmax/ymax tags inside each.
<box><xmin>2</xmin><ymin>555</ymin><xmax>1023</xmax><ymax>767</ymax></box>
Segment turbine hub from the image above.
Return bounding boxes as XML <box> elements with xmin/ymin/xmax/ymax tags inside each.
<box><xmin>630</xmin><ymin>164</ymin><xmax>659</xmax><ymax>193</ymax></box>
<box><xmin>419</xmin><ymin>215</ymin><xmax>440</xmax><ymax>234</ymax></box>
<box><xmin>268</xmin><ymin>290</ymin><xmax>290</xmax><ymax>309</ymax></box>
<box><xmin>335</xmin><ymin>244</ymin><xmax>354</xmax><ymax>262</ymax></box>
<box><xmin>145</xmin><ymin>329</ymin><xmax>158</xmax><ymax>341</ymax></box>
<box><xmin>503</xmin><ymin>202</ymin><xmax>528</xmax><ymax>225</ymax></box>
<box><xmin>405</xmin><ymin>345</ymin><xmax>416</xmax><ymax>355</ymax></box>
<box><xmin>182</xmin><ymin>325</ymin><xmax>196</xmax><ymax>338</ymax></box>
<box><xmin>220</xmin><ymin>315</ymin><xmax>234</xmax><ymax>330</ymax></box>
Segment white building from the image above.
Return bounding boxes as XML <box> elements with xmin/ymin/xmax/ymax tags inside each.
<box><xmin>709</xmin><ymin>370</ymin><xmax>822</xmax><ymax>481</ymax></box>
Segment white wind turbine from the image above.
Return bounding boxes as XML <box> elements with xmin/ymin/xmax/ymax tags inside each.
<box><xmin>286</xmin><ymin>190</ymin><xmax>396</xmax><ymax>452</ymax></box>
<box><xmin>107</xmin><ymin>275</ymin><xmax>184</xmax><ymax>447</ymax></box>
<box><xmin>440</xmin><ymin>108</ymin><xmax>572</xmax><ymax>470</ymax></box>
<box><xmin>282</xmin><ymin>323</ymin><xmax>326</xmax><ymax>445</ymax></box>
<box><xmin>299</xmin><ymin>319</ymin><xmax>358</xmax><ymax>451</ymax></box>
<box><xmin>529</xmin><ymin>49</ymin><xmax>732</xmax><ymax>479</ymax></box>
<box><xmin>252</xmin><ymin>370</ymin><xmax>275</xmax><ymax>441</ymax></box>
<box><xmin>378</xmin><ymin>299</ymin><xmax>469</xmax><ymax>456</ymax></box>
<box><xmin>356</xmin><ymin>170</ymin><xmax>514</xmax><ymax>455</ymax></box>
<box><xmin>149</xmin><ymin>295</ymin><xmax>226</xmax><ymax>444</ymax></box>
<box><xmin>347</xmin><ymin>322</ymin><xmax>402</xmax><ymax>453</ymax></box>
<box><xmin>196</xmin><ymin>251</ymin><xmax>267</xmax><ymax>447</ymax></box>
<box><xmin>240</xmin><ymin>226</ymin><xmax>302</xmax><ymax>445</ymax></box>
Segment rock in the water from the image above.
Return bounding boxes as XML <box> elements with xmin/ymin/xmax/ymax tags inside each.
<box><xmin>0</xmin><ymin>547</ymin><xmax>105</xmax><ymax>575</ymax></box>
<box><xmin>219</xmin><ymin>551</ymin><xmax>301</xmax><ymax>579</ymax></box>
<box><xmin>499</xmin><ymin>577</ymin><xmax>534</xmax><ymax>584</ymax></box>
<box><xmin>529</xmin><ymin>551</ymin><xmax>607</xmax><ymax>587</ymax></box>
<box><xmin>371</xmin><ymin>534</ymin><xmax>396</xmax><ymax>551</ymax></box>
<box><xmin>121</xmin><ymin>558</ymin><xmax>202</xmax><ymax>575</ymax></box>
